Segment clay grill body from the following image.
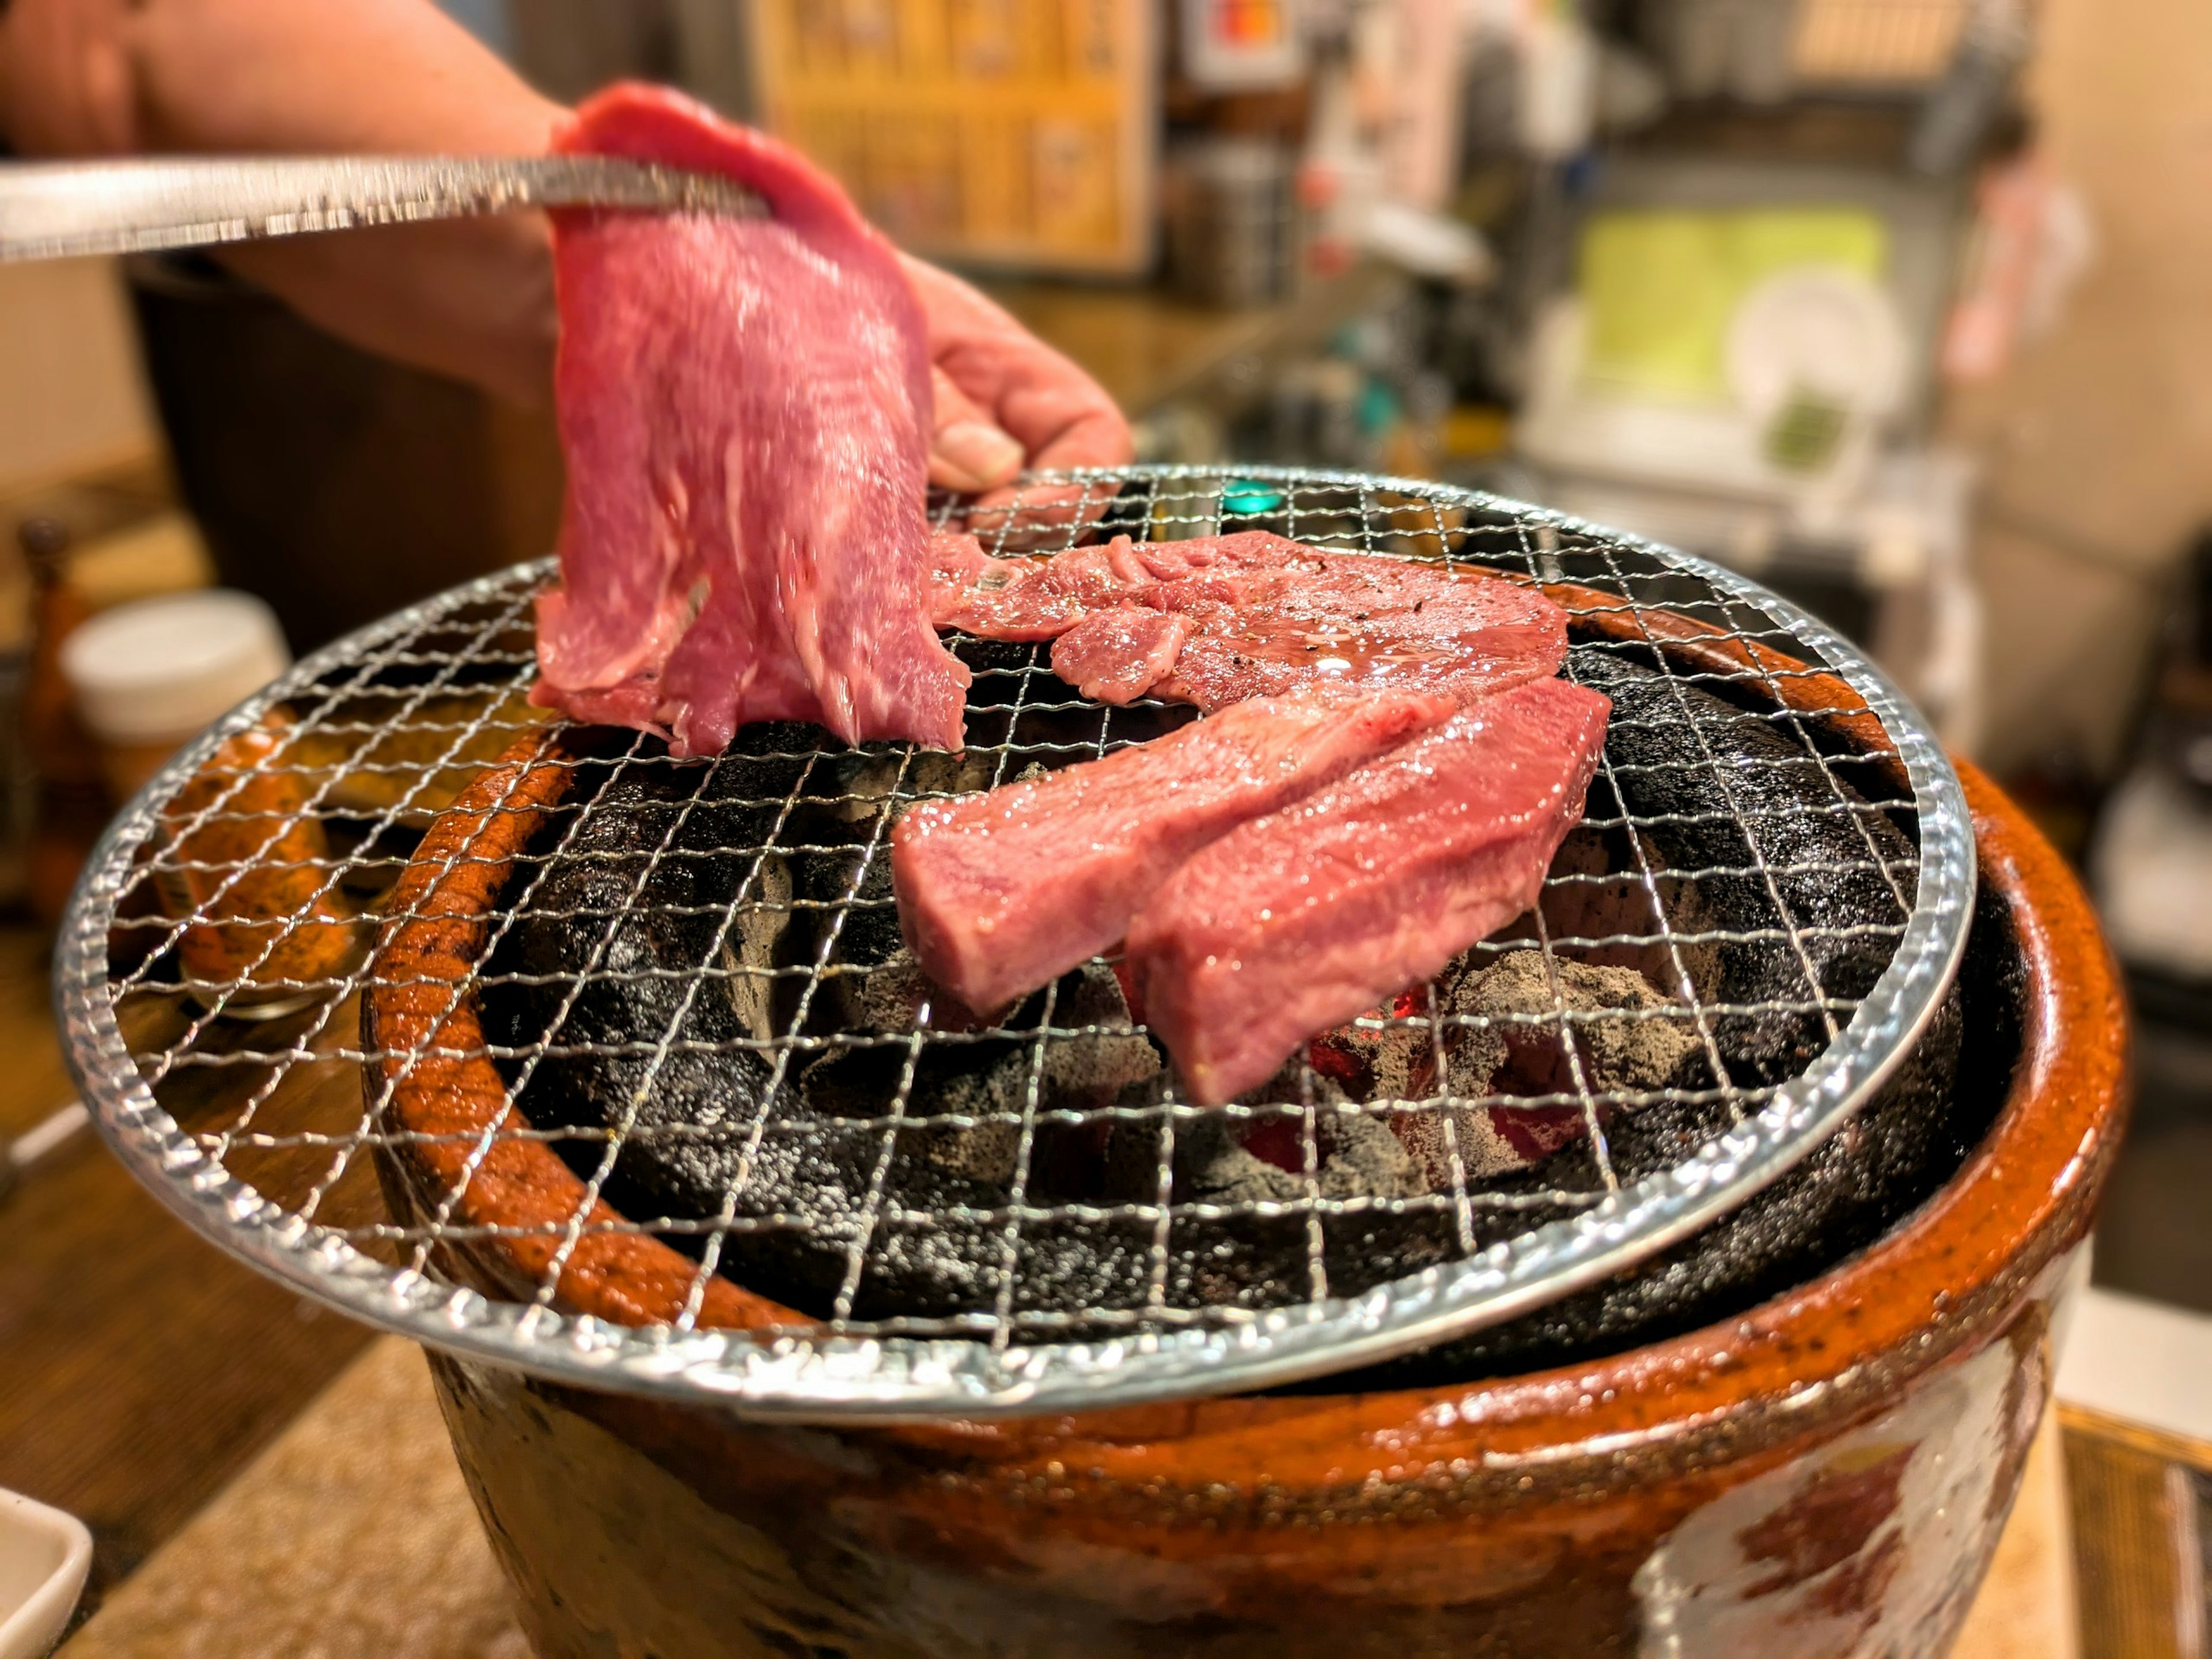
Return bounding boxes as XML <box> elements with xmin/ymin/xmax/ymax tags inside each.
<box><xmin>403</xmin><ymin>767</ymin><xmax>2116</xmax><ymax>1658</ymax></box>
<box><xmin>366</xmin><ymin>657</ymin><xmax>2123</xmax><ymax>1655</ymax></box>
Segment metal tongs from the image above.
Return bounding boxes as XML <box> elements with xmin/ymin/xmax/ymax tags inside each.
<box><xmin>0</xmin><ymin>155</ymin><xmax>766</xmax><ymax>263</ymax></box>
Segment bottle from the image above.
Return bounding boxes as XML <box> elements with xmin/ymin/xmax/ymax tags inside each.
<box><xmin>18</xmin><ymin>519</ymin><xmax>111</xmax><ymax>929</ymax></box>
<box><xmin>1908</xmin><ymin>0</ymin><xmax>2028</xmax><ymax>177</ymax></box>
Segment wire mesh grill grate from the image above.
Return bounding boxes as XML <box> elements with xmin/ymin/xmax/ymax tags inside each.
<box><xmin>57</xmin><ymin>467</ymin><xmax>1974</xmax><ymax>1415</ymax></box>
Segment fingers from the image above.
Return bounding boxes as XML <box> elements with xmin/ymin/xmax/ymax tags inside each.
<box><xmin>931</xmin><ymin>336</ymin><xmax>1131</xmax><ymax>494</ymax></box>
<box><xmin>1017</xmin><ymin>399</ymin><xmax>1137</xmax><ymax>474</ymax></box>
<box><xmin>904</xmin><ymin>252</ymin><xmax>1134</xmax><ymax>485</ymax></box>
<box><xmin>1</xmin><ymin>0</ymin><xmax>140</xmax><ymax>154</ymax></box>
<box><xmin>927</xmin><ymin>365</ymin><xmax>1025</xmax><ymax>494</ymax></box>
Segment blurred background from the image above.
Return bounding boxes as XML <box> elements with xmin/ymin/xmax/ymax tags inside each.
<box><xmin>1</xmin><ymin>0</ymin><xmax>2208</xmax><ymax>1638</ymax></box>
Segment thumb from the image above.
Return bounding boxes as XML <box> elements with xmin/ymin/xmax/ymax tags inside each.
<box><xmin>927</xmin><ymin>365</ymin><xmax>1024</xmax><ymax>494</ymax></box>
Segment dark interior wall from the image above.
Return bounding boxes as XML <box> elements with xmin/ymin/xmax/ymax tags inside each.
<box><xmin>505</xmin><ymin>0</ymin><xmax>680</xmax><ymax>103</ymax></box>
<box><xmin>127</xmin><ymin>257</ymin><xmax>562</xmax><ymax>653</ymax></box>
<box><xmin>501</xmin><ymin>0</ymin><xmax>756</xmax><ymax>120</ymax></box>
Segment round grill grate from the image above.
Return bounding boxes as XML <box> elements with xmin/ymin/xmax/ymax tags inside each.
<box><xmin>56</xmin><ymin>467</ymin><xmax>1974</xmax><ymax>1417</ymax></box>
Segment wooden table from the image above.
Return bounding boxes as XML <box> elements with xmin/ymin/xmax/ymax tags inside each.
<box><xmin>0</xmin><ymin>1135</ymin><xmax>374</xmax><ymax>1623</ymax></box>
<box><xmin>0</xmin><ymin>926</ymin><xmax>375</xmax><ymax>1626</ymax></box>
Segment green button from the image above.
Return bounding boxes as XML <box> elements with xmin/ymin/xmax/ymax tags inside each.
<box><xmin>1223</xmin><ymin>479</ymin><xmax>1285</xmax><ymax>516</ymax></box>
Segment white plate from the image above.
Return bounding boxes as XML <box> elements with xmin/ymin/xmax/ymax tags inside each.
<box><xmin>1725</xmin><ymin>266</ymin><xmax>1911</xmax><ymax>423</ymax></box>
<box><xmin>0</xmin><ymin>1490</ymin><xmax>91</xmax><ymax>1659</ymax></box>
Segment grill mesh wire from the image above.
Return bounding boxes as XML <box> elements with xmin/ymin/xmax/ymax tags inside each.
<box><xmin>63</xmin><ymin>468</ymin><xmax>1972</xmax><ymax>1408</ymax></box>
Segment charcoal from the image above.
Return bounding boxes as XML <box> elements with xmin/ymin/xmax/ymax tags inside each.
<box><xmin>488</xmin><ymin>763</ymin><xmax>1170</xmax><ymax>1321</ymax></box>
<box><xmin>1569</xmin><ymin>649</ymin><xmax>1921</xmax><ymax>1086</ymax></box>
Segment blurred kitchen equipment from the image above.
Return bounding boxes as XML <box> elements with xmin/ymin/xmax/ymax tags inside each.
<box><xmin>59</xmin><ymin>589</ymin><xmax>289</xmax><ymax>800</ymax></box>
<box><xmin>1908</xmin><ymin>0</ymin><xmax>2031</xmax><ymax>175</ymax></box>
<box><xmin>1180</xmin><ymin>0</ymin><xmax>1306</xmax><ymax>92</ymax></box>
<box><xmin>2092</xmin><ymin>527</ymin><xmax>2212</xmax><ymax>991</ymax></box>
<box><xmin>0</xmin><ymin>154</ymin><xmax>763</xmax><ymax>265</ymax></box>
<box><xmin>746</xmin><ymin>0</ymin><xmax>1158</xmax><ymax>275</ymax></box>
<box><xmin>1652</xmin><ymin>0</ymin><xmax>1801</xmax><ymax>103</ymax></box>
<box><xmin>1725</xmin><ymin>264</ymin><xmax>1911</xmax><ymax>472</ymax></box>
<box><xmin>0</xmin><ymin>1489</ymin><xmax>90</xmax><ymax>1659</ymax></box>
<box><xmin>1375</xmin><ymin>0</ymin><xmax>1466</xmax><ymax>209</ymax></box>
<box><xmin>1165</xmin><ymin>138</ymin><xmax>1299</xmax><ymax>306</ymax></box>
<box><xmin>1520</xmin><ymin>201</ymin><xmax>1918</xmax><ymax>501</ymax></box>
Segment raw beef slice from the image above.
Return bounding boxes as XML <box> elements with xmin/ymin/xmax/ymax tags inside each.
<box><xmin>532</xmin><ymin>84</ymin><xmax>969</xmax><ymax>756</ymax></box>
<box><xmin>1050</xmin><ymin>607</ymin><xmax>1195</xmax><ymax>704</ymax></box>
<box><xmin>1127</xmin><ymin>676</ymin><xmax>1612</xmax><ymax>1104</ymax></box>
<box><xmin>933</xmin><ymin>530</ymin><xmax>1568</xmax><ymax>711</ymax></box>
<box><xmin>892</xmin><ymin>690</ymin><xmax>1458</xmax><ymax>1013</ymax></box>
<box><xmin>931</xmin><ymin>535</ymin><xmax>1159</xmax><ymax>640</ymax></box>
<box><xmin>1147</xmin><ymin>548</ymin><xmax>1569</xmax><ymax>713</ymax></box>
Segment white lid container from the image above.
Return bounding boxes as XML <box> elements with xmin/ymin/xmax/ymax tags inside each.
<box><xmin>0</xmin><ymin>1488</ymin><xmax>91</xmax><ymax>1659</ymax></box>
<box><xmin>59</xmin><ymin>589</ymin><xmax>291</xmax><ymax>748</ymax></box>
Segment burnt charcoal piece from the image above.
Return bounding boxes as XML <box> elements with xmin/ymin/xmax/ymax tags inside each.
<box><xmin>1139</xmin><ymin>1097</ymin><xmax>1457</xmax><ymax>1310</ymax></box>
<box><xmin>703</xmin><ymin>957</ymin><xmax>1164</xmax><ymax>1323</ymax></box>
<box><xmin>478</xmin><ymin>768</ymin><xmax>786</xmax><ymax>1238</ymax></box>
<box><xmin>1342</xmin><ymin>950</ymin><xmax>1708</xmax><ymax>1189</ymax></box>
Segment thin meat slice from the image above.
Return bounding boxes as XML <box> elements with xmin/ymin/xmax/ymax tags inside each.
<box><xmin>532</xmin><ymin>84</ymin><xmax>969</xmax><ymax>756</ymax></box>
<box><xmin>1050</xmin><ymin>607</ymin><xmax>1194</xmax><ymax>704</ymax></box>
<box><xmin>933</xmin><ymin>534</ymin><xmax>1154</xmax><ymax>639</ymax></box>
<box><xmin>931</xmin><ymin>559</ymin><xmax>1078</xmax><ymax>641</ymax></box>
<box><xmin>927</xmin><ymin>531</ymin><xmax>989</xmax><ymax>623</ymax></box>
<box><xmin>937</xmin><ymin>531</ymin><xmax>1301</xmax><ymax>637</ymax></box>
<box><xmin>935</xmin><ymin>529</ymin><xmax>1568</xmax><ymax>712</ymax></box>
<box><xmin>1153</xmin><ymin>573</ymin><xmax>1567</xmax><ymax>711</ymax></box>
<box><xmin>1142</xmin><ymin>539</ymin><xmax>1569</xmax><ymax>711</ymax></box>
<box><xmin>1126</xmin><ymin>677</ymin><xmax>1612</xmax><ymax>1105</ymax></box>
<box><xmin>892</xmin><ymin>690</ymin><xmax>1459</xmax><ymax>1013</ymax></box>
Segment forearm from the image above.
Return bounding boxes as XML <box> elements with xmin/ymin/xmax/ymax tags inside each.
<box><xmin>0</xmin><ymin>0</ymin><xmax>567</xmax><ymax>402</ymax></box>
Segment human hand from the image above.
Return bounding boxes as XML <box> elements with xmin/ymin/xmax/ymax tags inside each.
<box><xmin>902</xmin><ymin>254</ymin><xmax>1132</xmax><ymax>497</ymax></box>
<box><xmin>0</xmin><ymin>0</ymin><xmax>139</xmax><ymax>154</ymax></box>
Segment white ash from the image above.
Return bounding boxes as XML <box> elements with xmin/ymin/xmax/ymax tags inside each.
<box><xmin>806</xmin><ymin>957</ymin><xmax>1161</xmax><ymax>1187</ymax></box>
<box><xmin>1380</xmin><ymin>952</ymin><xmax>1703</xmax><ymax>1185</ymax></box>
<box><xmin>1170</xmin><ymin>1075</ymin><xmax>1427</xmax><ymax>1209</ymax></box>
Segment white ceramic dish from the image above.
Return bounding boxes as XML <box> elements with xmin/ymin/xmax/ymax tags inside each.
<box><xmin>0</xmin><ymin>1490</ymin><xmax>91</xmax><ymax>1659</ymax></box>
<box><xmin>1725</xmin><ymin>265</ymin><xmax>1911</xmax><ymax>425</ymax></box>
